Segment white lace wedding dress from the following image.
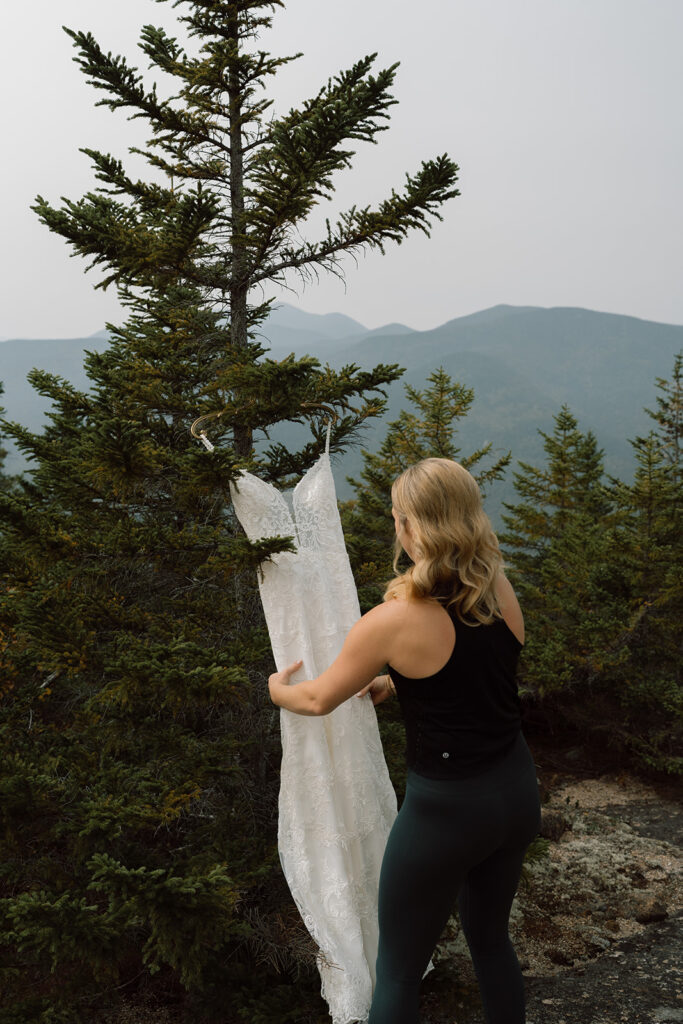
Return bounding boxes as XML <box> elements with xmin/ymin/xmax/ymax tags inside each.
<box><xmin>230</xmin><ymin>440</ymin><xmax>397</xmax><ymax>1024</ymax></box>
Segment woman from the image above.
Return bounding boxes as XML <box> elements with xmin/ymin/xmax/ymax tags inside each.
<box><xmin>268</xmin><ymin>457</ymin><xmax>542</xmax><ymax>1024</ymax></box>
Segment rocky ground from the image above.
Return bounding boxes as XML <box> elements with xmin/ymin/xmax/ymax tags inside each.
<box><xmin>420</xmin><ymin>762</ymin><xmax>683</xmax><ymax>1024</ymax></box>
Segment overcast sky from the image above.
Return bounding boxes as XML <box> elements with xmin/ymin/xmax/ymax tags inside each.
<box><xmin>2</xmin><ymin>0</ymin><xmax>682</xmax><ymax>339</ymax></box>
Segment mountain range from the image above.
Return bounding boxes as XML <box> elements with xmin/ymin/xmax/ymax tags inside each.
<box><xmin>1</xmin><ymin>304</ymin><xmax>681</xmax><ymax>525</ymax></box>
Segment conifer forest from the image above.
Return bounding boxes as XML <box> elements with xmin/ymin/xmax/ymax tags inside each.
<box><xmin>0</xmin><ymin>2</ymin><xmax>680</xmax><ymax>1022</ymax></box>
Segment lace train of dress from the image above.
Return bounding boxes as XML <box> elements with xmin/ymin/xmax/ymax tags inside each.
<box><xmin>230</xmin><ymin>450</ymin><xmax>397</xmax><ymax>1024</ymax></box>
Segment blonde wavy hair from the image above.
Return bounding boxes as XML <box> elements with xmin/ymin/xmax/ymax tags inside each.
<box><xmin>384</xmin><ymin>458</ymin><xmax>503</xmax><ymax>624</ymax></box>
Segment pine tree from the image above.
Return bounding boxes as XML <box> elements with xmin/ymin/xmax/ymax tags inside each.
<box><xmin>499</xmin><ymin>407</ymin><xmax>624</xmax><ymax>726</ymax></box>
<box><xmin>645</xmin><ymin>350</ymin><xmax>682</xmax><ymax>485</ymax></box>
<box><xmin>605</xmin><ymin>354</ymin><xmax>683</xmax><ymax>773</ymax></box>
<box><xmin>500</xmin><ymin>405</ymin><xmax>609</xmax><ymax>592</ymax></box>
<box><xmin>0</xmin><ymin>382</ymin><xmax>11</xmax><ymax>493</ymax></box>
<box><xmin>0</xmin><ymin>4</ymin><xmax>460</xmax><ymax>1021</ymax></box>
<box><xmin>0</xmin><ymin>382</ymin><xmax>17</xmax><ymax>706</ymax></box>
<box><xmin>33</xmin><ymin>1</ymin><xmax>458</xmax><ymax>459</ymax></box>
<box><xmin>501</xmin><ymin>393</ymin><xmax>682</xmax><ymax>776</ymax></box>
<box><xmin>341</xmin><ymin>367</ymin><xmax>511</xmax><ymax>611</ymax></box>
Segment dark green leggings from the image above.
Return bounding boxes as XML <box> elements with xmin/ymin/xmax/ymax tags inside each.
<box><xmin>368</xmin><ymin>731</ymin><xmax>541</xmax><ymax>1024</ymax></box>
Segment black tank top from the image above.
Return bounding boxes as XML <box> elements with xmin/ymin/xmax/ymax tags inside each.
<box><xmin>387</xmin><ymin>611</ymin><xmax>523</xmax><ymax>779</ymax></box>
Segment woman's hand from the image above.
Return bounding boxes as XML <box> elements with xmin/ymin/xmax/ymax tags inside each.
<box><xmin>356</xmin><ymin>674</ymin><xmax>394</xmax><ymax>706</ymax></box>
<box><xmin>269</xmin><ymin>659</ymin><xmax>304</xmax><ymax>706</ymax></box>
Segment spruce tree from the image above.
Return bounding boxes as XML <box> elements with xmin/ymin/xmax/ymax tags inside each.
<box><xmin>0</xmin><ymin>3</ymin><xmax>459</xmax><ymax>1022</ymax></box>
<box><xmin>606</xmin><ymin>354</ymin><xmax>683</xmax><ymax>773</ymax></box>
<box><xmin>341</xmin><ymin>367</ymin><xmax>511</xmax><ymax>612</ymax></box>
<box><xmin>645</xmin><ymin>350</ymin><xmax>682</xmax><ymax>485</ymax></box>
<box><xmin>500</xmin><ymin>405</ymin><xmax>609</xmax><ymax>593</ymax></box>
<box><xmin>0</xmin><ymin>382</ymin><xmax>11</xmax><ymax>493</ymax></box>
<box><xmin>501</xmin><ymin>394</ymin><xmax>682</xmax><ymax>776</ymax></box>
<box><xmin>0</xmin><ymin>382</ymin><xmax>16</xmax><ymax>705</ymax></box>
<box><xmin>500</xmin><ymin>407</ymin><xmax>622</xmax><ymax>725</ymax></box>
<box><xmin>608</xmin><ymin>435</ymin><xmax>681</xmax><ymax>772</ymax></box>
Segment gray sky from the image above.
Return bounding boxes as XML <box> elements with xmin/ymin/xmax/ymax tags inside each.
<box><xmin>2</xmin><ymin>0</ymin><xmax>682</xmax><ymax>339</ymax></box>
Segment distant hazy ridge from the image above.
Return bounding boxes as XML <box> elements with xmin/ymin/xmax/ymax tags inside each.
<box><xmin>1</xmin><ymin>304</ymin><xmax>681</xmax><ymax>524</ymax></box>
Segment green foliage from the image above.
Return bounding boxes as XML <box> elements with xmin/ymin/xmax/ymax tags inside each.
<box><xmin>233</xmin><ymin>979</ymin><xmax>328</xmax><ymax>1024</ymax></box>
<box><xmin>518</xmin><ymin>836</ymin><xmax>551</xmax><ymax>891</ymax></box>
<box><xmin>501</xmin><ymin>368</ymin><xmax>682</xmax><ymax>775</ymax></box>
<box><xmin>0</xmin><ymin>382</ymin><xmax>17</xmax><ymax>497</ymax></box>
<box><xmin>645</xmin><ymin>350</ymin><xmax>682</xmax><ymax>483</ymax></box>
<box><xmin>500</xmin><ymin>406</ymin><xmax>619</xmax><ymax>699</ymax></box>
<box><xmin>0</xmin><ymin>3</ymin><xmax>459</xmax><ymax>1022</ymax></box>
<box><xmin>341</xmin><ymin>367</ymin><xmax>511</xmax><ymax>611</ymax></box>
<box><xmin>603</xmin><ymin>357</ymin><xmax>682</xmax><ymax>773</ymax></box>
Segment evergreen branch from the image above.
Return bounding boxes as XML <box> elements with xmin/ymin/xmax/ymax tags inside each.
<box><xmin>79</xmin><ymin>149</ymin><xmax>179</xmax><ymax>205</ymax></box>
<box><xmin>31</xmin><ymin>184</ymin><xmax>222</xmax><ymax>293</ymax></box>
<box><xmin>128</xmin><ymin>146</ymin><xmax>231</xmax><ymax>184</ymax></box>
<box><xmin>247</xmin><ymin>55</ymin><xmax>398</xmax><ymax>225</ymax></box>
<box><xmin>62</xmin><ymin>26</ymin><xmax>231</xmax><ymax>156</ymax></box>
<box><xmin>138</xmin><ymin>22</ymin><xmax>299</xmax><ymax>107</ymax></box>
<box><xmin>157</xmin><ymin>0</ymin><xmax>286</xmax><ymax>44</ymax></box>
<box><xmin>250</xmin><ymin>154</ymin><xmax>459</xmax><ymax>285</ymax></box>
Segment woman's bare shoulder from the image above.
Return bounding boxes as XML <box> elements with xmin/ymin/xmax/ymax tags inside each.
<box><xmin>363</xmin><ymin>595</ymin><xmax>412</xmax><ymax>626</ymax></box>
<box><xmin>359</xmin><ymin>595</ymin><xmax>423</xmax><ymax>636</ymax></box>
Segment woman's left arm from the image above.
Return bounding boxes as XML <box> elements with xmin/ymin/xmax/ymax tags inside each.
<box><xmin>268</xmin><ymin>603</ymin><xmax>396</xmax><ymax>716</ymax></box>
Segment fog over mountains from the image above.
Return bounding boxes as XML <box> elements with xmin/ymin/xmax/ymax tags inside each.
<box><xmin>1</xmin><ymin>304</ymin><xmax>681</xmax><ymax>524</ymax></box>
